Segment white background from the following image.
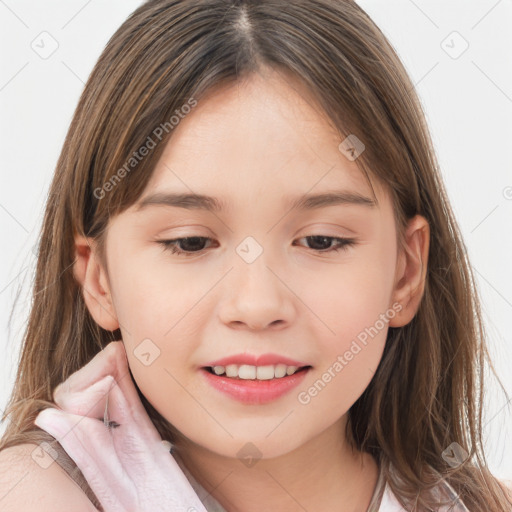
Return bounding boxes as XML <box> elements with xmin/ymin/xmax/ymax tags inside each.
<box><xmin>1</xmin><ymin>0</ymin><xmax>511</xmax><ymax>480</ymax></box>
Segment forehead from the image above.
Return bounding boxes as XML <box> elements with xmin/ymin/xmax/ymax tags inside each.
<box><xmin>138</xmin><ymin>70</ymin><xmax>387</xmax><ymax>211</ymax></box>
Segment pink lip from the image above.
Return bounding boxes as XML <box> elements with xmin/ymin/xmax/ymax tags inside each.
<box><xmin>204</xmin><ymin>353</ymin><xmax>308</xmax><ymax>368</ymax></box>
<box><xmin>201</xmin><ymin>367</ymin><xmax>310</xmax><ymax>405</ymax></box>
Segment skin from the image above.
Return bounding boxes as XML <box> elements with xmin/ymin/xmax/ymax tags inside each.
<box><xmin>74</xmin><ymin>67</ymin><xmax>429</xmax><ymax>512</ymax></box>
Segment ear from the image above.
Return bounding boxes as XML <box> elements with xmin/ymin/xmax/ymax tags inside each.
<box><xmin>388</xmin><ymin>215</ymin><xmax>430</xmax><ymax>327</ymax></box>
<box><xmin>73</xmin><ymin>235</ymin><xmax>120</xmax><ymax>331</ymax></box>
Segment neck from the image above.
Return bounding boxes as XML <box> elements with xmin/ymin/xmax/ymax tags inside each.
<box><xmin>173</xmin><ymin>419</ymin><xmax>380</xmax><ymax>512</ymax></box>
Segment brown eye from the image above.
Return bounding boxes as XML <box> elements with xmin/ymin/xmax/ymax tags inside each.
<box><xmin>157</xmin><ymin>235</ymin><xmax>356</xmax><ymax>258</ymax></box>
<box><xmin>158</xmin><ymin>237</ymin><xmax>215</xmax><ymax>256</ymax></box>
<box><xmin>294</xmin><ymin>236</ymin><xmax>356</xmax><ymax>253</ymax></box>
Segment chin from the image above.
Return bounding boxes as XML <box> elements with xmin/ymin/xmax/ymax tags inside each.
<box><xmin>198</xmin><ymin>429</ymin><xmax>307</xmax><ymax>462</ymax></box>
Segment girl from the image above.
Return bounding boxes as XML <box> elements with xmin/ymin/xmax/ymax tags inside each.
<box><xmin>1</xmin><ymin>0</ymin><xmax>511</xmax><ymax>510</ymax></box>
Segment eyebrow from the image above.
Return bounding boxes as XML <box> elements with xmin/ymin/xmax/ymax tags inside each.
<box><xmin>135</xmin><ymin>189</ymin><xmax>377</xmax><ymax>213</ymax></box>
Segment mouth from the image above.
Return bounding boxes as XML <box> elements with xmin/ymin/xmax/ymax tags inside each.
<box><xmin>203</xmin><ymin>364</ymin><xmax>312</xmax><ymax>380</ymax></box>
<box><xmin>200</xmin><ymin>364</ymin><xmax>313</xmax><ymax>405</ymax></box>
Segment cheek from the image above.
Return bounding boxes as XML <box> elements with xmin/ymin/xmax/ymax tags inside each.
<box><xmin>303</xmin><ymin>256</ymin><xmax>395</xmax><ymax>343</ymax></box>
<box><xmin>297</xmin><ymin>290</ymin><xmax>389</xmax><ymax>418</ymax></box>
<box><xmin>297</xmin><ymin>254</ymin><xmax>393</xmax><ymax>400</ymax></box>
<box><xmin>125</xmin><ymin>353</ymin><xmax>207</xmax><ymax>440</ymax></box>
<box><xmin>110</xmin><ymin>264</ymin><xmax>205</xmax><ymax>410</ymax></box>
<box><xmin>110</xmin><ymin>255</ymin><xmax>213</xmax><ymax>338</ymax></box>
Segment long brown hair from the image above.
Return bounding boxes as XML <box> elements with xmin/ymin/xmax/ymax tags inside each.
<box><xmin>1</xmin><ymin>0</ymin><xmax>511</xmax><ymax>510</ymax></box>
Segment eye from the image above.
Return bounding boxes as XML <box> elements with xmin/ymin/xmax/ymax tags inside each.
<box><xmin>157</xmin><ymin>235</ymin><xmax>356</xmax><ymax>257</ymax></box>
<box><xmin>157</xmin><ymin>236</ymin><xmax>215</xmax><ymax>257</ymax></box>
<box><xmin>293</xmin><ymin>235</ymin><xmax>356</xmax><ymax>253</ymax></box>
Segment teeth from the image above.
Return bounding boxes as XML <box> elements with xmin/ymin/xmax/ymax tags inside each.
<box><xmin>286</xmin><ymin>366</ymin><xmax>298</xmax><ymax>375</ymax></box>
<box><xmin>210</xmin><ymin>364</ymin><xmax>304</xmax><ymax>380</ymax></box>
<box><xmin>213</xmin><ymin>366</ymin><xmax>225</xmax><ymax>375</ymax></box>
<box><xmin>239</xmin><ymin>365</ymin><xmax>256</xmax><ymax>379</ymax></box>
<box><xmin>225</xmin><ymin>364</ymin><xmax>238</xmax><ymax>378</ymax></box>
<box><xmin>256</xmin><ymin>365</ymin><xmax>274</xmax><ymax>380</ymax></box>
<box><xmin>274</xmin><ymin>364</ymin><xmax>287</xmax><ymax>378</ymax></box>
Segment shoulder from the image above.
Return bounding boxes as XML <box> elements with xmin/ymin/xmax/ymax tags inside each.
<box><xmin>0</xmin><ymin>443</ymin><xmax>98</xmax><ymax>511</ymax></box>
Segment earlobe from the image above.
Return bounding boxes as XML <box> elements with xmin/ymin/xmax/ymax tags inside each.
<box><xmin>74</xmin><ymin>235</ymin><xmax>120</xmax><ymax>332</ymax></box>
<box><xmin>388</xmin><ymin>215</ymin><xmax>430</xmax><ymax>328</ymax></box>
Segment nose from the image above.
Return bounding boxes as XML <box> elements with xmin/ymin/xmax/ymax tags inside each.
<box><xmin>217</xmin><ymin>254</ymin><xmax>296</xmax><ymax>331</ymax></box>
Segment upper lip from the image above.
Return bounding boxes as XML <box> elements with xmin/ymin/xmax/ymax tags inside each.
<box><xmin>204</xmin><ymin>353</ymin><xmax>310</xmax><ymax>368</ymax></box>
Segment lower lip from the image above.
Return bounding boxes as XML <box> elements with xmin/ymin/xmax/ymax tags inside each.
<box><xmin>201</xmin><ymin>367</ymin><xmax>310</xmax><ymax>405</ymax></box>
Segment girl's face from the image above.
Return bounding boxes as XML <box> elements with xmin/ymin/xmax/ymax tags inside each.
<box><xmin>94</xmin><ymin>69</ymin><xmax>418</xmax><ymax>460</ymax></box>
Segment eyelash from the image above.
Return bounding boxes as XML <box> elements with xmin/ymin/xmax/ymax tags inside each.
<box><xmin>156</xmin><ymin>235</ymin><xmax>356</xmax><ymax>257</ymax></box>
